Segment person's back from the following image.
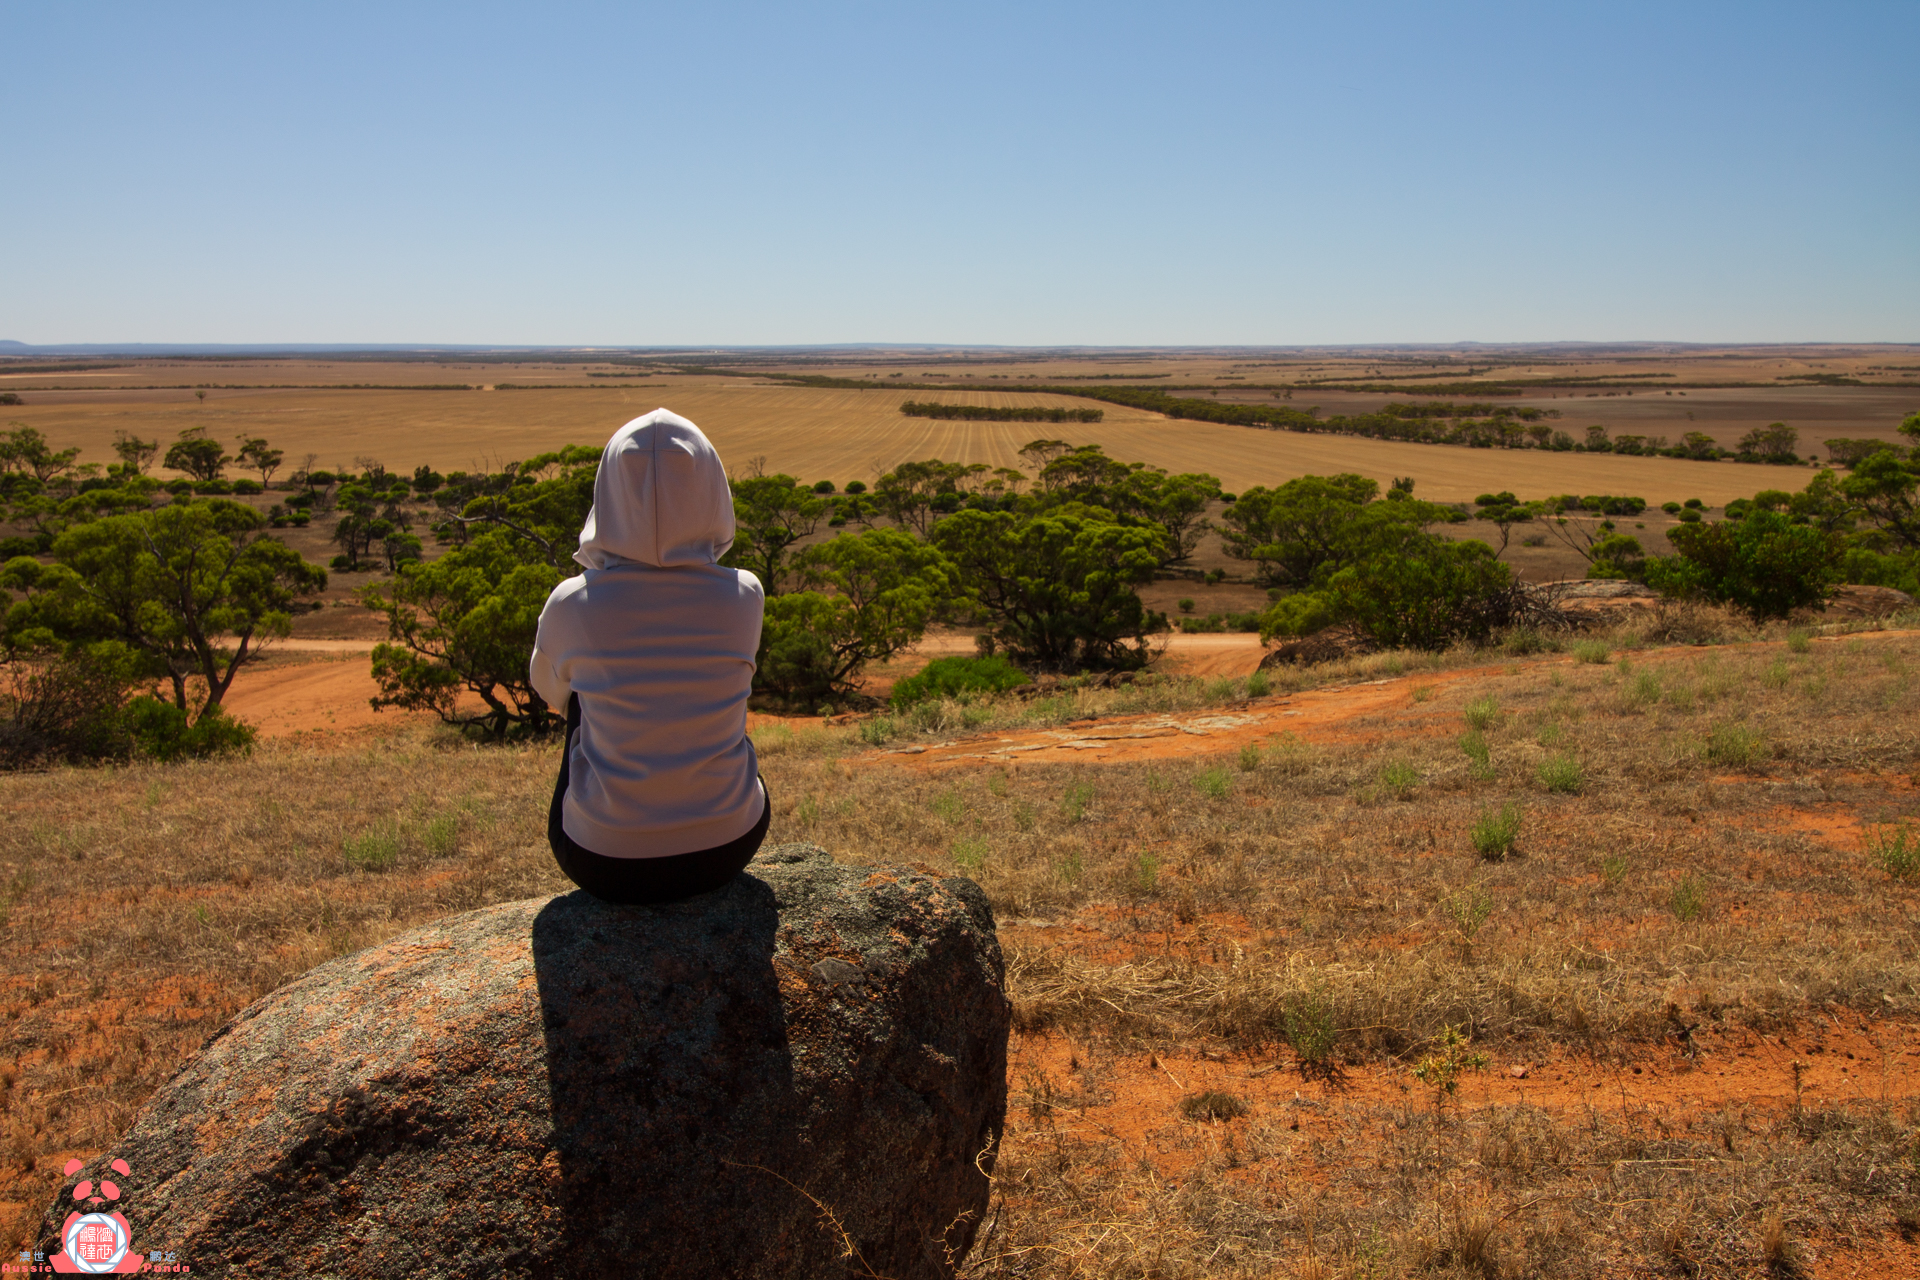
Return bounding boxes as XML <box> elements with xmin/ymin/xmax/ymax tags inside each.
<box><xmin>530</xmin><ymin>410</ymin><xmax>768</xmax><ymax>903</ymax></box>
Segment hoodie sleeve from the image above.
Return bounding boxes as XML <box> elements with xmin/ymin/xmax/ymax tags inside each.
<box><xmin>529</xmin><ymin>581</ymin><xmax>577</xmax><ymax>711</ymax></box>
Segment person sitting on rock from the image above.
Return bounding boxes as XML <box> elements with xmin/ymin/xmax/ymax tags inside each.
<box><xmin>529</xmin><ymin>409</ymin><xmax>769</xmax><ymax>905</ymax></box>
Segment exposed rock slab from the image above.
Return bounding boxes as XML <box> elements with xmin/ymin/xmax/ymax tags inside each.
<box><xmin>41</xmin><ymin>844</ymin><xmax>1008</xmax><ymax>1279</ymax></box>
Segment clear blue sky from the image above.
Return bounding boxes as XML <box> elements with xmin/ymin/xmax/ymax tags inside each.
<box><xmin>4</xmin><ymin>1</ymin><xmax>1915</xmax><ymax>346</ymax></box>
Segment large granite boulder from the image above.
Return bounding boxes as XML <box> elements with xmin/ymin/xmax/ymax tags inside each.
<box><xmin>41</xmin><ymin>844</ymin><xmax>1008</xmax><ymax>1279</ymax></box>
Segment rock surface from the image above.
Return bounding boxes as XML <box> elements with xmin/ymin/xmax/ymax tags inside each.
<box><xmin>42</xmin><ymin>845</ymin><xmax>1008</xmax><ymax>1279</ymax></box>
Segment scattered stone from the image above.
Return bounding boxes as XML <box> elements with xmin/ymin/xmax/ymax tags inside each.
<box><xmin>42</xmin><ymin>844</ymin><xmax>1009</xmax><ymax>1280</ymax></box>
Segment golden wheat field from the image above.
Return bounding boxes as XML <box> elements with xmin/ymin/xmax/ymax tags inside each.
<box><xmin>0</xmin><ymin>373</ymin><xmax>1842</xmax><ymax>505</ymax></box>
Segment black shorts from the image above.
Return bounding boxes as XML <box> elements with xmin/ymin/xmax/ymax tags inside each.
<box><xmin>548</xmin><ymin>693</ymin><xmax>770</xmax><ymax>906</ymax></box>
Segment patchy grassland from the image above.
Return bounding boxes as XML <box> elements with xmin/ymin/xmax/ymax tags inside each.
<box><xmin>3</xmin><ymin>617</ymin><xmax>1919</xmax><ymax>1274</ymax></box>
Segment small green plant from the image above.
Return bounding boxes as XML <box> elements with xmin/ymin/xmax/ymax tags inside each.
<box><xmin>1763</xmin><ymin>658</ymin><xmax>1792</xmax><ymax>689</ymax></box>
<box><xmin>1786</xmin><ymin>628</ymin><xmax>1812</xmax><ymax>654</ymax></box>
<box><xmin>1470</xmin><ymin>802</ymin><xmax>1521</xmax><ymax>860</ymax></box>
<box><xmin>1245</xmin><ymin>669</ymin><xmax>1271</xmax><ymax>698</ymax></box>
<box><xmin>1705</xmin><ymin>722</ymin><xmax>1764</xmax><ymax>767</ymax></box>
<box><xmin>1379</xmin><ymin>759</ymin><xmax>1421</xmax><ymax>800</ymax></box>
<box><xmin>796</xmin><ymin>793</ymin><xmax>821</xmax><ymax>826</ymax></box>
<box><xmin>1133</xmin><ymin>850</ymin><xmax>1159</xmax><ymax>895</ymax></box>
<box><xmin>987</xmin><ymin>772</ymin><xmax>1008</xmax><ymax>796</ymax></box>
<box><xmin>1282</xmin><ymin>990</ymin><xmax>1340</xmax><ymax>1081</ymax></box>
<box><xmin>1012</xmin><ymin>800</ymin><xmax>1036</xmax><ymax>832</ymax></box>
<box><xmin>1194</xmin><ymin>766</ymin><xmax>1231</xmax><ymax>799</ymax></box>
<box><xmin>1060</xmin><ymin>781</ymin><xmax>1095</xmax><ymax>823</ymax></box>
<box><xmin>1458</xmin><ymin>730</ymin><xmax>1495</xmax><ymax>781</ymax></box>
<box><xmin>1670</xmin><ymin>874</ymin><xmax>1707</xmax><ymax>922</ymax></box>
<box><xmin>1600</xmin><ymin>854</ymin><xmax>1630</xmax><ymax>885</ymax></box>
<box><xmin>422</xmin><ymin>814</ymin><xmax>459</xmax><ymax>858</ymax></box>
<box><xmin>1536</xmin><ymin>754</ymin><xmax>1583</xmax><ymax>794</ymax></box>
<box><xmin>1442</xmin><ymin>883</ymin><xmax>1493</xmax><ymax>942</ymax></box>
<box><xmin>1413</xmin><ymin>1025</ymin><xmax>1488</xmax><ymax>1102</ymax></box>
<box><xmin>1536</xmin><ymin>721</ymin><xmax>1567</xmax><ymax>747</ymax></box>
<box><xmin>930</xmin><ymin>789</ymin><xmax>965</xmax><ymax>823</ymax></box>
<box><xmin>1178</xmin><ymin>1090</ymin><xmax>1248</xmax><ymax>1121</ymax></box>
<box><xmin>1177</xmin><ymin>597</ymin><xmax>1196</xmax><ymax>613</ymax></box>
<box><xmin>1411</xmin><ymin>684</ymin><xmax>1434</xmax><ymax>703</ymax></box>
<box><xmin>858</xmin><ymin>716</ymin><xmax>896</xmax><ymax>746</ymax></box>
<box><xmin>1237</xmin><ymin>742</ymin><xmax>1262</xmax><ymax>772</ymax></box>
<box><xmin>951</xmin><ymin>836</ymin><xmax>988</xmax><ymax>874</ymax></box>
<box><xmin>889</xmin><ymin>654</ymin><xmax>1029</xmax><ymax>707</ymax></box>
<box><xmin>343</xmin><ymin>825</ymin><xmax>400</xmax><ymax>872</ymax></box>
<box><xmin>1869</xmin><ymin>823</ymin><xmax>1920</xmax><ymax>881</ymax></box>
<box><xmin>1463</xmin><ymin>695</ymin><xmax>1500</xmax><ymax>731</ymax></box>
<box><xmin>1058</xmin><ymin>846</ymin><xmax>1083</xmax><ymax>884</ymax></box>
<box><xmin>1622</xmin><ymin>669</ymin><xmax>1662</xmax><ymax>709</ymax></box>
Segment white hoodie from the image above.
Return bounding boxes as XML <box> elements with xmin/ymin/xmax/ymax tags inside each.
<box><xmin>529</xmin><ymin>410</ymin><xmax>765</xmax><ymax>858</ymax></box>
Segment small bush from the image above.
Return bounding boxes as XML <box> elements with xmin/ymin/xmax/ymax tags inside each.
<box><xmin>1705</xmin><ymin>722</ymin><xmax>1764</xmax><ymax>768</ymax></box>
<box><xmin>858</xmin><ymin>715</ymin><xmax>896</xmax><ymax>746</ymax></box>
<box><xmin>422</xmin><ymin>814</ymin><xmax>460</xmax><ymax>857</ymax></box>
<box><xmin>1443</xmin><ymin>884</ymin><xmax>1493</xmax><ymax>941</ymax></box>
<box><xmin>1670</xmin><ymin>874</ymin><xmax>1707</xmax><ymax>922</ymax></box>
<box><xmin>1237</xmin><ymin>742</ymin><xmax>1261</xmax><ymax>771</ymax></box>
<box><xmin>1132</xmin><ymin>850</ymin><xmax>1159</xmax><ymax>895</ymax></box>
<box><xmin>343</xmin><ymin>825</ymin><xmax>400</xmax><ymax>872</ymax></box>
<box><xmin>1379</xmin><ymin>759</ymin><xmax>1421</xmax><ymax>800</ymax></box>
<box><xmin>1176</xmin><ymin>597</ymin><xmax>1195</xmax><ymax>613</ymax></box>
<box><xmin>1463</xmin><ymin>695</ymin><xmax>1500</xmax><ymax>731</ymax></box>
<box><xmin>1869</xmin><ymin>824</ymin><xmax>1920</xmax><ymax>881</ymax></box>
<box><xmin>1536</xmin><ymin>754</ymin><xmax>1582</xmax><ymax>794</ymax></box>
<box><xmin>1571</xmin><ymin>640</ymin><xmax>1611</xmax><ymax>664</ymax></box>
<box><xmin>889</xmin><ymin>655</ymin><xmax>1029</xmax><ymax>708</ymax></box>
<box><xmin>1459</xmin><ymin>730</ymin><xmax>1495</xmax><ymax>780</ymax></box>
<box><xmin>1194</xmin><ymin>766</ymin><xmax>1231</xmax><ymax>799</ymax></box>
<box><xmin>950</xmin><ymin>836</ymin><xmax>988</xmax><ymax>874</ymax></box>
<box><xmin>1060</xmin><ymin>780</ymin><xmax>1095</xmax><ymax>822</ymax></box>
<box><xmin>123</xmin><ymin>698</ymin><xmax>256</xmax><ymax>763</ymax></box>
<box><xmin>1282</xmin><ymin>991</ymin><xmax>1339</xmax><ymax>1080</ymax></box>
<box><xmin>1244</xmin><ymin>669</ymin><xmax>1271</xmax><ymax>698</ymax></box>
<box><xmin>1471</xmin><ymin>802</ymin><xmax>1521</xmax><ymax>860</ymax></box>
<box><xmin>1178</xmin><ymin>1090</ymin><xmax>1249</xmax><ymax>1122</ymax></box>
<box><xmin>1787</xmin><ymin>628</ymin><xmax>1812</xmax><ymax>654</ymax></box>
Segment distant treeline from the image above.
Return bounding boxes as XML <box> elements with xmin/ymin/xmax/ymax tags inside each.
<box><xmin>900</xmin><ymin>401</ymin><xmax>1104</xmax><ymax>423</ymax></box>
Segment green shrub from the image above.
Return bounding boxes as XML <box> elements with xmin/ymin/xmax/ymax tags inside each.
<box><xmin>1471</xmin><ymin>802</ymin><xmax>1521</xmax><ymax>860</ymax></box>
<box><xmin>1670</xmin><ymin>874</ymin><xmax>1707</xmax><ymax>922</ymax></box>
<box><xmin>1649</xmin><ymin>508</ymin><xmax>1843</xmax><ymax>620</ymax></box>
<box><xmin>344</xmin><ymin>825</ymin><xmax>400</xmax><ymax>872</ymax></box>
<box><xmin>950</xmin><ymin>836</ymin><xmax>988</xmax><ymax>874</ymax></box>
<box><xmin>1443</xmin><ymin>884</ymin><xmax>1493</xmax><ymax>941</ymax></box>
<box><xmin>890</xmin><ymin>654</ymin><xmax>1031</xmax><ymax>708</ymax></box>
<box><xmin>1869</xmin><ymin>824</ymin><xmax>1920</xmax><ymax>881</ymax></box>
<box><xmin>1177</xmin><ymin>597</ymin><xmax>1195</xmax><ymax>613</ymax></box>
<box><xmin>1060</xmin><ymin>781</ymin><xmax>1095</xmax><ymax>823</ymax></box>
<box><xmin>1379</xmin><ymin>759</ymin><xmax>1420</xmax><ymax>800</ymax></box>
<box><xmin>1536</xmin><ymin>754</ymin><xmax>1582</xmax><ymax>793</ymax></box>
<box><xmin>858</xmin><ymin>715</ymin><xmax>896</xmax><ymax>746</ymax></box>
<box><xmin>1237</xmin><ymin>742</ymin><xmax>1261</xmax><ymax>772</ymax></box>
<box><xmin>1463</xmin><ymin>694</ymin><xmax>1500</xmax><ymax>731</ymax></box>
<box><xmin>123</xmin><ymin>697</ymin><xmax>256</xmax><ymax>762</ymax></box>
<box><xmin>422</xmin><ymin>814</ymin><xmax>460</xmax><ymax>857</ymax></box>
<box><xmin>1786</xmin><ymin>628</ymin><xmax>1812</xmax><ymax>654</ymax></box>
<box><xmin>1459</xmin><ymin>730</ymin><xmax>1495</xmax><ymax>780</ymax></box>
<box><xmin>1705</xmin><ymin>722</ymin><xmax>1764</xmax><ymax>767</ymax></box>
<box><xmin>1194</xmin><ymin>766</ymin><xmax>1231</xmax><ymax>799</ymax></box>
<box><xmin>1281</xmin><ymin>991</ymin><xmax>1339</xmax><ymax>1080</ymax></box>
<box><xmin>1571</xmin><ymin>640</ymin><xmax>1611</xmax><ymax>664</ymax></box>
<box><xmin>1132</xmin><ymin>850</ymin><xmax>1160</xmax><ymax>895</ymax></box>
<box><xmin>1245</xmin><ymin>669</ymin><xmax>1271</xmax><ymax>698</ymax></box>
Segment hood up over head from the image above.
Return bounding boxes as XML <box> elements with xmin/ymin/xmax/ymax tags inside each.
<box><xmin>574</xmin><ymin>410</ymin><xmax>736</xmax><ymax>570</ymax></box>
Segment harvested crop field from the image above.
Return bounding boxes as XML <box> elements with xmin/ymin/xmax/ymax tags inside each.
<box><xmin>2</xmin><ymin>367</ymin><xmax>1844</xmax><ymax>505</ymax></box>
<box><xmin>4</xmin><ymin>614</ymin><xmax>1919</xmax><ymax>1276</ymax></box>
